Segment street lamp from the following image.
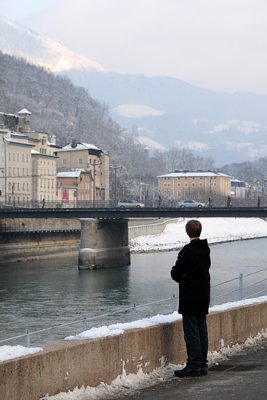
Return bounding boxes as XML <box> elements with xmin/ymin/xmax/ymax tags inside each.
<box><xmin>89</xmin><ymin>159</ymin><xmax>101</xmax><ymax>207</ymax></box>
<box><xmin>139</xmin><ymin>182</ymin><xmax>149</xmax><ymax>205</ymax></box>
<box><xmin>2</xmin><ymin>136</ymin><xmax>7</xmax><ymax>205</ymax></box>
<box><xmin>110</xmin><ymin>165</ymin><xmax>122</xmax><ymax>206</ymax></box>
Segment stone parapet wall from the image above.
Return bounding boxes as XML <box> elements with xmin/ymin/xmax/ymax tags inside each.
<box><xmin>129</xmin><ymin>218</ymin><xmax>178</xmax><ymax>239</ymax></box>
<box><xmin>0</xmin><ymin>218</ymin><xmax>81</xmax><ymax>232</ymax></box>
<box><xmin>0</xmin><ymin>231</ymin><xmax>80</xmax><ymax>263</ymax></box>
<box><xmin>0</xmin><ymin>217</ymin><xmax>174</xmax><ymax>237</ymax></box>
<box><xmin>0</xmin><ymin>301</ymin><xmax>266</xmax><ymax>400</ymax></box>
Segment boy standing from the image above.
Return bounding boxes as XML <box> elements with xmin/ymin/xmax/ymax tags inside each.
<box><xmin>171</xmin><ymin>219</ymin><xmax>211</xmax><ymax>377</ymax></box>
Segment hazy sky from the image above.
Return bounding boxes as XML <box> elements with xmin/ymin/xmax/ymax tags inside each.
<box><xmin>1</xmin><ymin>0</ymin><xmax>267</xmax><ymax>94</ymax></box>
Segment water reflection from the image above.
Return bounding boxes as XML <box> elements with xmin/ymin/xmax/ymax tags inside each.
<box><xmin>0</xmin><ymin>238</ymin><xmax>266</xmax><ymax>343</ymax></box>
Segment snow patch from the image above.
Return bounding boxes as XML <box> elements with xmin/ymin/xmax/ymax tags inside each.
<box><xmin>130</xmin><ymin>217</ymin><xmax>267</xmax><ymax>253</ymax></box>
<box><xmin>0</xmin><ymin>345</ymin><xmax>43</xmax><ymax>362</ymax></box>
<box><xmin>114</xmin><ymin>104</ymin><xmax>165</xmax><ymax>118</ymax></box>
<box><xmin>42</xmin><ymin>328</ymin><xmax>267</xmax><ymax>400</ymax></box>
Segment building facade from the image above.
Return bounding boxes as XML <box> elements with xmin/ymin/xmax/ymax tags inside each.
<box><xmin>0</xmin><ymin>109</ymin><xmax>58</xmax><ymax>206</ymax></box>
<box><xmin>158</xmin><ymin>171</ymin><xmax>232</xmax><ymax>203</ymax></box>
<box><xmin>55</xmin><ymin>140</ymin><xmax>110</xmax><ymax>204</ymax></box>
<box><xmin>27</xmin><ymin>130</ymin><xmax>58</xmax><ymax>206</ymax></box>
<box><xmin>0</xmin><ymin>129</ymin><xmax>33</xmax><ymax>206</ymax></box>
<box><xmin>56</xmin><ymin>170</ymin><xmax>93</xmax><ymax>207</ymax></box>
<box><xmin>1</xmin><ymin>110</ymin><xmax>110</xmax><ymax>207</ymax></box>
<box><xmin>231</xmin><ymin>179</ymin><xmax>247</xmax><ymax>198</ymax></box>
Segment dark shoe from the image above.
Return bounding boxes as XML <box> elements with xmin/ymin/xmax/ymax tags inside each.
<box><xmin>174</xmin><ymin>367</ymin><xmax>201</xmax><ymax>378</ymax></box>
<box><xmin>201</xmin><ymin>368</ymin><xmax>208</xmax><ymax>375</ymax></box>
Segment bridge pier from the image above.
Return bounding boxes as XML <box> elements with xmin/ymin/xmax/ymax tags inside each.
<box><xmin>78</xmin><ymin>218</ymin><xmax>130</xmax><ymax>270</ymax></box>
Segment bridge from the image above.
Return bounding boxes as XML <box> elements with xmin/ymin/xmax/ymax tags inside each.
<box><xmin>0</xmin><ymin>206</ymin><xmax>267</xmax><ymax>219</ymax></box>
<box><xmin>1</xmin><ymin>207</ymin><xmax>266</xmax><ymax>270</ymax></box>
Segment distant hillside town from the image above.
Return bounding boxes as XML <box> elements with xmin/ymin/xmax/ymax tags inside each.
<box><xmin>0</xmin><ymin>109</ymin><xmax>109</xmax><ymax>207</ymax></box>
<box><xmin>0</xmin><ymin>108</ymin><xmax>259</xmax><ymax>208</ymax></box>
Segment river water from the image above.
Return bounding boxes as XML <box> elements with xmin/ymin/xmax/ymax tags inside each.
<box><xmin>0</xmin><ymin>238</ymin><xmax>267</xmax><ymax>344</ymax></box>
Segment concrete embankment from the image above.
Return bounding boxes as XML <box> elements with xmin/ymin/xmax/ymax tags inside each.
<box><xmin>0</xmin><ymin>218</ymin><xmax>175</xmax><ymax>263</ymax></box>
<box><xmin>0</xmin><ymin>218</ymin><xmax>81</xmax><ymax>263</ymax></box>
<box><xmin>0</xmin><ymin>231</ymin><xmax>80</xmax><ymax>263</ymax></box>
<box><xmin>0</xmin><ymin>301</ymin><xmax>266</xmax><ymax>400</ymax></box>
<box><xmin>128</xmin><ymin>218</ymin><xmax>178</xmax><ymax>239</ymax></box>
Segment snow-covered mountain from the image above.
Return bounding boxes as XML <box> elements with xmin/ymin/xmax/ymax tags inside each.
<box><xmin>2</xmin><ymin>18</ymin><xmax>267</xmax><ymax>166</ymax></box>
<box><xmin>67</xmin><ymin>70</ymin><xmax>267</xmax><ymax>166</ymax></box>
<box><xmin>0</xmin><ymin>18</ymin><xmax>104</xmax><ymax>73</ymax></box>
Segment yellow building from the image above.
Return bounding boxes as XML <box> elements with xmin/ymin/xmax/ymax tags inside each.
<box><xmin>158</xmin><ymin>171</ymin><xmax>232</xmax><ymax>202</ymax></box>
<box><xmin>55</xmin><ymin>140</ymin><xmax>109</xmax><ymax>204</ymax></box>
<box><xmin>0</xmin><ymin>130</ymin><xmax>33</xmax><ymax>206</ymax></box>
<box><xmin>0</xmin><ymin>109</ymin><xmax>59</xmax><ymax>207</ymax></box>
<box><xmin>27</xmin><ymin>131</ymin><xmax>58</xmax><ymax>206</ymax></box>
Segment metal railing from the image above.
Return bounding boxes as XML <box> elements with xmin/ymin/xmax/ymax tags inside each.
<box><xmin>0</xmin><ymin>269</ymin><xmax>266</xmax><ymax>347</ymax></box>
<box><xmin>210</xmin><ymin>268</ymin><xmax>267</xmax><ymax>305</ymax></box>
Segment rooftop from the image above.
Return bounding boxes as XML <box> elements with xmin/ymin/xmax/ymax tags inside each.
<box><xmin>157</xmin><ymin>171</ymin><xmax>231</xmax><ymax>178</ymax></box>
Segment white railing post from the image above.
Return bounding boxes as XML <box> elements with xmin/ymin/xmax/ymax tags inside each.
<box><xmin>131</xmin><ymin>304</ymin><xmax>137</xmax><ymax>321</ymax></box>
<box><xmin>82</xmin><ymin>316</ymin><xmax>87</xmax><ymax>332</ymax></box>
<box><xmin>239</xmin><ymin>273</ymin><xmax>244</xmax><ymax>300</ymax></box>
<box><xmin>24</xmin><ymin>329</ymin><xmax>30</xmax><ymax>347</ymax></box>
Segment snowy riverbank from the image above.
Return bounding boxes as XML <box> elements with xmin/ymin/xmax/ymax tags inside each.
<box><xmin>130</xmin><ymin>217</ymin><xmax>267</xmax><ymax>253</ymax></box>
<box><xmin>1</xmin><ymin>218</ymin><xmax>267</xmax><ymax>399</ymax></box>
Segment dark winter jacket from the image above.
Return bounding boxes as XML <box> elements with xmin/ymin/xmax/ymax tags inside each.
<box><xmin>171</xmin><ymin>239</ymin><xmax>211</xmax><ymax>316</ymax></box>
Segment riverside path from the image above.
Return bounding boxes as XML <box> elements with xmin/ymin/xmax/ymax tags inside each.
<box><xmin>118</xmin><ymin>336</ymin><xmax>267</xmax><ymax>400</ymax></box>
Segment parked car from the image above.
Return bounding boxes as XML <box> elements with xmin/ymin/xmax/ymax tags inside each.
<box><xmin>117</xmin><ymin>200</ymin><xmax>145</xmax><ymax>208</ymax></box>
<box><xmin>177</xmin><ymin>199</ymin><xmax>206</xmax><ymax>208</ymax></box>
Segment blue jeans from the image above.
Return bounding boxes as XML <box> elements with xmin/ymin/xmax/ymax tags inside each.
<box><xmin>182</xmin><ymin>315</ymin><xmax>208</xmax><ymax>370</ymax></box>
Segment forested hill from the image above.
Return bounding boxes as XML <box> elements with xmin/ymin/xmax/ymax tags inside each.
<box><xmin>0</xmin><ymin>51</ymin><xmax>219</xmax><ymax>199</ymax></box>
<box><xmin>0</xmin><ymin>50</ymin><xmax>130</xmax><ymax>151</ymax></box>
<box><xmin>0</xmin><ymin>51</ymin><xmax>152</xmax><ymax>178</ymax></box>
